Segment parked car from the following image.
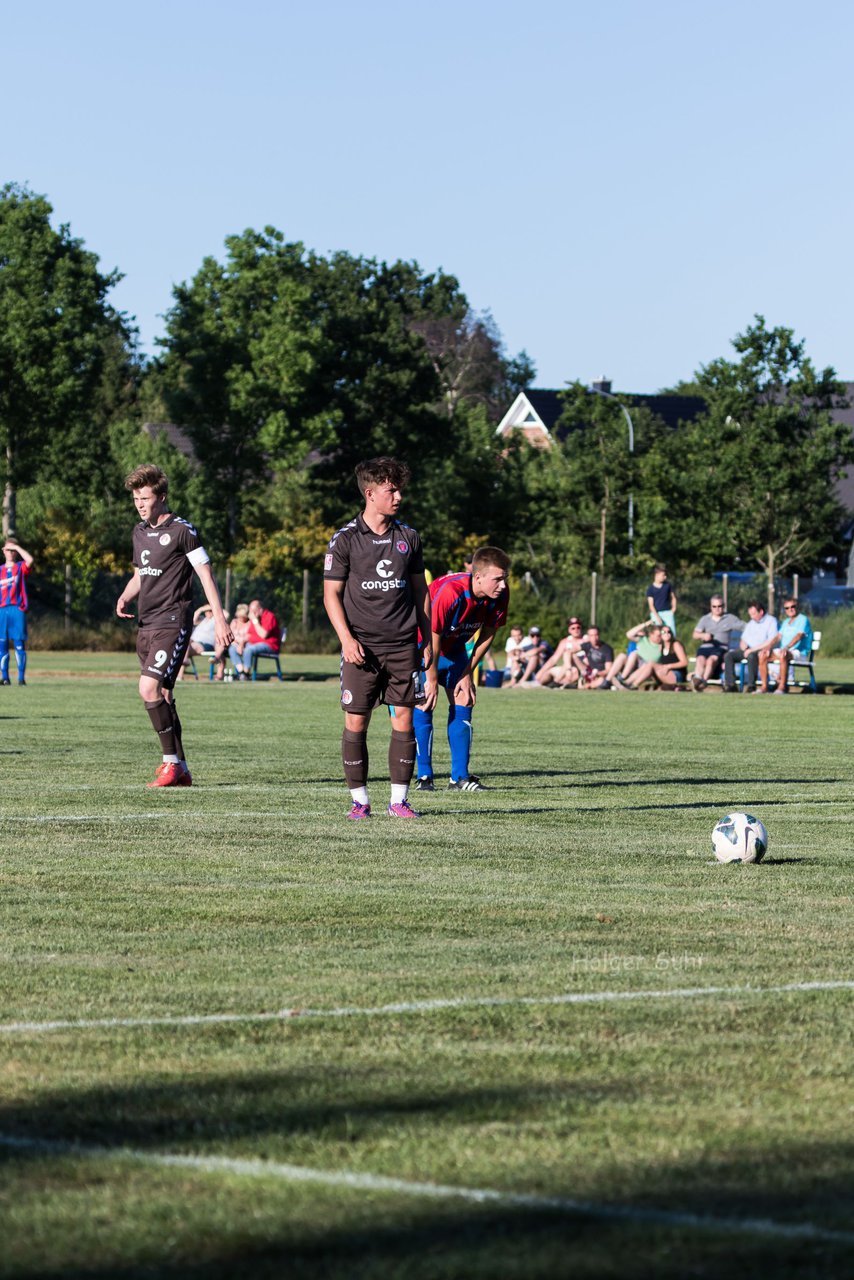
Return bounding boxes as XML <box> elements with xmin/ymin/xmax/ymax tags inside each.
<box><xmin>800</xmin><ymin>584</ymin><xmax>854</xmax><ymax>615</ymax></box>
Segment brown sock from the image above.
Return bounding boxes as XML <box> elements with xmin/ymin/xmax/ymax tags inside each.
<box><xmin>145</xmin><ymin>699</ymin><xmax>176</xmax><ymax>756</ymax></box>
<box><xmin>389</xmin><ymin>729</ymin><xmax>416</xmax><ymax>786</ymax></box>
<box><xmin>342</xmin><ymin>729</ymin><xmax>368</xmax><ymax>790</ymax></box>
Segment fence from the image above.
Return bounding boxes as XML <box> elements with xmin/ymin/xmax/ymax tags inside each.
<box><xmin>27</xmin><ymin>565</ymin><xmax>335</xmax><ymax>652</ymax></box>
<box><xmin>495</xmin><ymin>571</ymin><xmax>836</xmax><ymax>651</ymax></box>
<box><xmin>23</xmin><ymin>562</ymin><xmax>853</xmax><ymax>657</ymax></box>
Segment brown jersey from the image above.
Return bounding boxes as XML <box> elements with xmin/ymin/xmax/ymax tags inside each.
<box><xmin>132</xmin><ymin>514</ymin><xmax>207</xmax><ymax>628</ymax></box>
<box><xmin>324</xmin><ymin>514</ymin><xmax>424</xmax><ymax>649</ymax></box>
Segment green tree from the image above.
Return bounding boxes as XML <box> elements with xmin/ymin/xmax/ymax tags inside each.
<box><xmin>642</xmin><ymin>316</ymin><xmax>853</xmax><ymax>590</ymax></box>
<box><xmin>514</xmin><ymin>384</ymin><xmax>663</xmax><ymax>577</ymax></box>
<box><xmin>0</xmin><ymin>184</ymin><xmax>128</xmax><ymax>535</ymax></box>
<box><xmin>155</xmin><ymin>227</ymin><xmax>328</xmax><ymax>557</ymax></box>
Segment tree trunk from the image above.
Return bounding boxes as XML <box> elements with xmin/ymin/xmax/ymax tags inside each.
<box><xmin>3</xmin><ymin>441</ymin><xmax>15</xmax><ymax>538</ymax></box>
<box><xmin>766</xmin><ymin>544</ymin><xmax>775</xmax><ymax>616</ymax></box>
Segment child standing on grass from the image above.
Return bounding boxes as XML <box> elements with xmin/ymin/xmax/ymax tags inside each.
<box><xmin>0</xmin><ymin>539</ymin><xmax>33</xmax><ymax>686</ymax></box>
<box><xmin>116</xmin><ymin>464</ymin><xmax>232</xmax><ymax>788</ymax></box>
<box><xmin>323</xmin><ymin>457</ymin><xmax>436</xmax><ymax>820</ymax></box>
<box><xmin>646</xmin><ymin>564</ymin><xmax>677</xmax><ymax>636</ymax></box>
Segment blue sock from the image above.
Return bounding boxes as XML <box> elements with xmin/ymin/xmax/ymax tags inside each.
<box><xmin>413</xmin><ymin>706</ymin><xmax>434</xmax><ymax>777</ymax></box>
<box><xmin>448</xmin><ymin>705</ymin><xmax>473</xmax><ymax>782</ymax></box>
<box><xmin>0</xmin><ymin>642</ymin><xmax>9</xmax><ymax>682</ymax></box>
<box><xmin>14</xmin><ymin>645</ymin><xmax>26</xmax><ymax>681</ymax></box>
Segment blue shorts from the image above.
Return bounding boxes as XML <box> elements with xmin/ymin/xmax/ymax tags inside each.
<box><xmin>437</xmin><ymin>649</ymin><xmax>469</xmax><ymax>691</ymax></box>
<box><xmin>0</xmin><ymin>606</ymin><xmax>27</xmax><ymax>644</ymax></box>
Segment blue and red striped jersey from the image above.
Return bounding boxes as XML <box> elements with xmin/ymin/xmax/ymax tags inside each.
<box><xmin>0</xmin><ymin>561</ymin><xmax>29</xmax><ymax>610</ymax></box>
<box><xmin>429</xmin><ymin>572</ymin><xmax>509</xmax><ymax>656</ymax></box>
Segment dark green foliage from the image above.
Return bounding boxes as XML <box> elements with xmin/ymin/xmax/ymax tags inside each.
<box><xmin>638</xmin><ymin>317</ymin><xmax>853</xmax><ymax>576</ymax></box>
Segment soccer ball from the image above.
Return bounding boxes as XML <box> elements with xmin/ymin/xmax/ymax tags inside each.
<box><xmin>712</xmin><ymin>812</ymin><xmax>768</xmax><ymax>864</ymax></box>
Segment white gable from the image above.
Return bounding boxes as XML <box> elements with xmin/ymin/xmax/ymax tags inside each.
<box><xmin>495</xmin><ymin>392</ymin><xmax>552</xmax><ymax>439</ymax></box>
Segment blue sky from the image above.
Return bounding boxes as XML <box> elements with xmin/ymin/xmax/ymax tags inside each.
<box><xmin>5</xmin><ymin>0</ymin><xmax>852</xmax><ymax>391</ymax></box>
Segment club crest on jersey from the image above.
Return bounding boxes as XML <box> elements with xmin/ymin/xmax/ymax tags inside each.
<box><xmin>159</xmin><ymin>533</ymin><xmax>171</xmax><ymax>546</ymax></box>
<box><xmin>341</xmin><ymin>689</ymin><xmax>353</xmax><ymax>705</ymax></box>
<box><xmin>396</xmin><ymin>539</ymin><xmax>408</xmax><ymax>554</ymax></box>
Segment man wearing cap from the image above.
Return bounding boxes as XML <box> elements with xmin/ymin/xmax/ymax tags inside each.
<box><xmin>534</xmin><ymin>618</ymin><xmax>587</xmax><ymax>688</ymax></box>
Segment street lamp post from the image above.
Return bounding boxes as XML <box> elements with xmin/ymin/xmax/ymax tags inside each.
<box><xmin>589</xmin><ymin>380</ymin><xmax>634</xmax><ymax>560</ymax></box>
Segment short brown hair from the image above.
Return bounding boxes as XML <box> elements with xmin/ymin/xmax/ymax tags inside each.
<box><xmin>125</xmin><ymin>464</ymin><xmax>168</xmax><ymax>498</ymax></box>
<box><xmin>471</xmin><ymin>546</ymin><xmax>510</xmax><ymax>576</ymax></box>
<box><xmin>355</xmin><ymin>457</ymin><xmax>411</xmax><ymax>497</ymax></box>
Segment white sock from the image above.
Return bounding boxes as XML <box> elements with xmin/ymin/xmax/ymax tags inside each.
<box><xmin>163</xmin><ymin>754</ymin><xmax>180</xmax><ymax>764</ymax></box>
<box><xmin>350</xmin><ymin>786</ymin><xmax>369</xmax><ymax>805</ymax></box>
<box><xmin>390</xmin><ymin>783</ymin><xmax>408</xmax><ymax>804</ymax></box>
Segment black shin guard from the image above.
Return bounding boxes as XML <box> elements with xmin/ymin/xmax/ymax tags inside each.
<box><xmin>342</xmin><ymin>729</ymin><xmax>368</xmax><ymax>790</ymax></box>
<box><xmin>168</xmin><ymin>697</ymin><xmax>185</xmax><ymax>761</ymax></box>
<box><xmin>389</xmin><ymin>729</ymin><xmax>416</xmax><ymax>786</ymax></box>
<box><xmin>144</xmin><ymin>699</ymin><xmax>177</xmax><ymax>755</ymax></box>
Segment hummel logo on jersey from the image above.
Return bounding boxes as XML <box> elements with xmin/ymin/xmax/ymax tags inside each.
<box><xmin>372</xmin><ymin>537</ymin><xmax>391</xmax><ymax>545</ymax></box>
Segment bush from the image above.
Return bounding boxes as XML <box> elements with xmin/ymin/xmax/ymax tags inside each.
<box><xmin>29</xmin><ymin>616</ymin><xmax>135</xmax><ymax>652</ymax></box>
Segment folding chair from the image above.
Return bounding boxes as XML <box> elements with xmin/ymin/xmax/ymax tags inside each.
<box><xmin>251</xmin><ymin>627</ymin><xmax>287</xmax><ymax>681</ymax></box>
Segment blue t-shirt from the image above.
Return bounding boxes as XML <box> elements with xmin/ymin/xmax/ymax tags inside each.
<box><xmin>647</xmin><ymin>581</ymin><xmax>673</xmax><ymax>612</ymax></box>
<box><xmin>779</xmin><ymin>613</ymin><xmax>812</xmax><ymax>655</ymax></box>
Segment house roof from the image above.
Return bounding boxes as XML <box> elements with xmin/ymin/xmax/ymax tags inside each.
<box><xmin>499</xmin><ymin>384</ymin><xmax>854</xmax><ymax>439</ymax></box>
<box><xmin>498</xmin><ymin>383</ymin><xmax>854</xmax><ymax>512</ymax></box>
<box><xmin>496</xmin><ymin>388</ymin><xmax>708</xmax><ymax>439</ymax></box>
<box><xmin>141</xmin><ymin>422</ymin><xmax>196</xmax><ymax>461</ymax></box>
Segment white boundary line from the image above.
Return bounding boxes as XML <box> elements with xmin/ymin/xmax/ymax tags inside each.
<box><xmin>0</xmin><ymin>1134</ymin><xmax>851</xmax><ymax>1245</ymax></box>
<box><xmin>1</xmin><ymin>980</ymin><xmax>851</xmax><ymax>1036</ymax></box>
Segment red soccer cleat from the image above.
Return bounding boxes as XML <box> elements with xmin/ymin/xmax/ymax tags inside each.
<box><xmin>147</xmin><ymin>762</ymin><xmax>189</xmax><ymax>789</ymax></box>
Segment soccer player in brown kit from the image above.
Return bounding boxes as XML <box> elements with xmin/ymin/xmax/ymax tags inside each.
<box><xmin>116</xmin><ymin>465</ymin><xmax>232</xmax><ymax>787</ymax></box>
<box><xmin>323</xmin><ymin>457</ymin><xmax>437</xmax><ymax>819</ymax></box>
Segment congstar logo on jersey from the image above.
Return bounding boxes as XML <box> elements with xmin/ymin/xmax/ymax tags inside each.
<box><xmin>138</xmin><ymin>549</ymin><xmax>164</xmax><ymax>578</ymax></box>
<box><xmin>361</xmin><ymin>558</ymin><xmax>405</xmax><ymax>592</ymax></box>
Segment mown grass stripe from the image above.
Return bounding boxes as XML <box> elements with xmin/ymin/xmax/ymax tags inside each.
<box><xmin>1</xmin><ymin>1134</ymin><xmax>851</xmax><ymax>1245</ymax></box>
<box><xmin>2</xmin><ymin>979</ymin><xmax>851</xmax><ymax>1036</ymax></box>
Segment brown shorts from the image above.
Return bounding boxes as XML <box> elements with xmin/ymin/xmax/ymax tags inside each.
<box><xmin>137</xmin><ymin>619</ymin><xmax>192</xmax><ymax>691</ymax></box>
<box><xmin>340</xmin><ymin>643</ymin><xmax>425</xmax><ymax>713</ymax></box>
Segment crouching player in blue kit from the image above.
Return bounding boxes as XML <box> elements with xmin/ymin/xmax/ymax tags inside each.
<box><xmin>414</xmin><ymin>547</ymin><xmax>510</xmax><ymax>792</ymax></box>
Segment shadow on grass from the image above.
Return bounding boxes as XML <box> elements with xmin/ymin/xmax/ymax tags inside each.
<box><xmin>11</xmin><ymin>1205</ymin><xmax>853</xmax><ymax>1280</ymax></box>
<box><xmin>1</xmin><ymin>1073</ymin><xmax>853</xmax><ymax>1280</ymax></box>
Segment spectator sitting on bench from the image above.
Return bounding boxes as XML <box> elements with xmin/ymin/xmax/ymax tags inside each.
<box><xmin>722</xmin><ymin>600</ymin><xmax>778</xmax><ymax>693</ymax></box>
<box><xmin>604</xmin><ymin>622</ymin><xmax>663</xmax><ymax>688</ymax></box>
<box><xmin>509</xmin><ymin>626</ymin><xmax>552</xmax><ymax>687</ymax></box>
<box><xmin>575</xmin><ymin>625</ymin><xmax>615</xmax><ymax>689</ymax></box>
<box><xmin>624</xmin><ymin>623</ymin><xmax>687</xmax><ymax>689</ymax></box>
<box><xmin>503</xmin><ymin>625</ymin><xmax>526</xmax><ymax>685</ymax></box>
<box><xmin>535</xmin><ymin>617</ymin><xmax>587</xmax><ymax>687</ymax></box>
<box><xmin>691</xmin><ymin>594</ymin><xmax>743</xmax><ymax>690</ymax></box>
<box><xmin>759</xmin><ymin>597</ymin><xmax>812</xmax><ymax>695</ymax></box>
<box><xmin>229</xmin><ymin>598</ymin><xmax>281</xmax><ymax>681</ymax></box>
<box><xmin>184</xmin><ymin>603</ymin><xmax>229</xmax><ymax>681</ymax></box>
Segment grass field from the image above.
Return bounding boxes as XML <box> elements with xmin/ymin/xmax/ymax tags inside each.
<box><xmin>1</xmin><ymin>655</ymin><xmax>853</xmax><ymax>1278</ymax></box>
